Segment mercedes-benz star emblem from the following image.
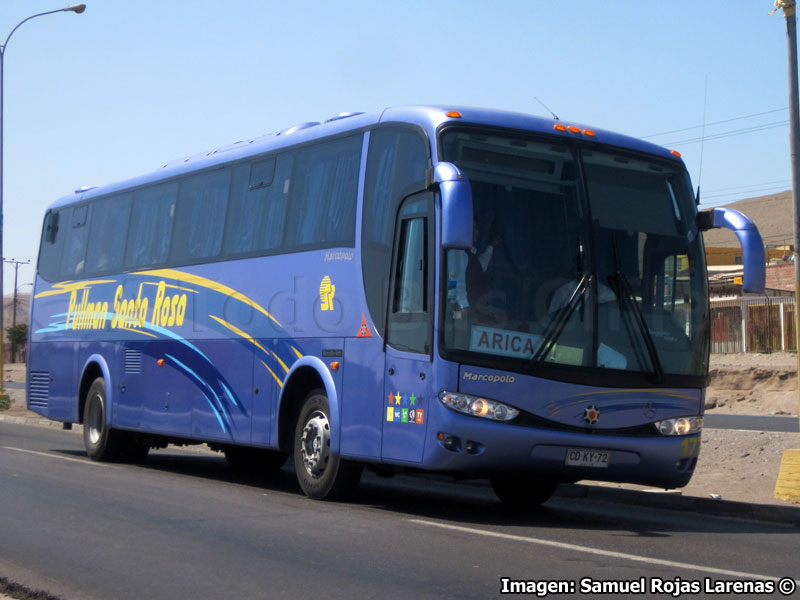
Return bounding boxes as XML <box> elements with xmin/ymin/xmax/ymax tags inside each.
<box><xmin>584</xmin><ymin>405</ymin><xmax>600</xmax><ymax>425</ymax></box>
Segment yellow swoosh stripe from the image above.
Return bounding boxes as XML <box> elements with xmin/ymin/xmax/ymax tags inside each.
<box><xmin>34</xmin><ymin>279</ymin><xmax>117</xmax><ymax>299</ymax></box>
<box><xmin>271</xmin><ymin>351</ymin><xmax>289</xmax><ymax>374</ymax></box>
<box><xmin>261</xmin><ymin>360</ymin><xmax>284</xmax><ymax>387</ymax></box>
<box><xmin>209</xmin><ymin>316</ymin><xmax>269</xmax><ymax>355</ymax></box>
<box><xmin>119</xmin><ymin>326</ymin><xmax>157</xmax><ymax>338</ymax></box>
<box><xmin>138</xmin><ymin>268</ymin><xmax>281</xmax><ymax>327</ymax></box>
<box><xmin>139</xmin><ymin>281</ymin><xmax>198</xmax><ymax>294</ymax></box>
<box><xmin>567</xmin><ymin>389</ymin><xmax>695</xmax><ymax>400</ymax></box>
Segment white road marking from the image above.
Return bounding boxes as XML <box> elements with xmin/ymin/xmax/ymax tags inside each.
<box><xmin>2</xmin><ymin>446</ymin><xmax>115</xmax><ymax>468</ymax></box>
<box><xmin>409</xmin><ymin>518</ymin><xmax>793</xmax><ymax>582</ymax></box>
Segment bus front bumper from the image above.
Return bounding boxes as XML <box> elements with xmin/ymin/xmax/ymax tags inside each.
<box><xmin>422</xmin><ymin>414</ymin><xmax>700</xmax><ymax>490</ymax></box>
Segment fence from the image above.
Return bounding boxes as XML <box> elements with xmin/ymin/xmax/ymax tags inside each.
<box><xmin>710</xmin><ymin>296</ymin><xmax>797</xmax><ymax>354</ymax></box>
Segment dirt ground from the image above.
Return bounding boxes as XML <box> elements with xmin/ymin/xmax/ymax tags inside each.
<box><xmin>2</xmin><ymin>356</ymin><xmax>799</xmax><ymax>507</ymax></box>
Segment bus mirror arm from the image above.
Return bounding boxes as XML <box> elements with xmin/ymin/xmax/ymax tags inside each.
<box><xmin>432</xmin><ymin>162</ymin><xmax>473</xmax><ymax>250</ymax></box>
<box><xmin>697</xmin><ymin>207</ymin><xmax>766</xmax><ymax>294</ymax></box>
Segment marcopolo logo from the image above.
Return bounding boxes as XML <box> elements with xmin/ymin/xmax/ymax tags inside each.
<box><xmin>462</xmin><ymin>372</ymin><xmax>515</xmax><ymax>384</ymax></box>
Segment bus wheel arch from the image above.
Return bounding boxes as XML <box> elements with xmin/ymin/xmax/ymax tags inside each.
<box><xmin>78</xmin><ymin>356</ymin><xmax>111</xmax><ymax>426</ymax></box>
<box><xmin>276</xmin><ymin>359</ymin><xmax>341</xmax><ymax>456</ymax></box>
<box><xmin>277</xmin><ymin>366</ymin><xmax>322</xmax><ymax>456</ymax></box>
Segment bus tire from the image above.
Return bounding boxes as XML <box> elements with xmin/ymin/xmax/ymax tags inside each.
<box><xmin>293</xmin><ymin>389</ymin><xmax>362</xmax><ymax>500</ymax></box>
<box><xmin>490</xmin><ymin>476</ymin><xmax>557</xmax><ymax>507</ymax></box>
<box><xmin>83</xmin><ymin>377</ymin><xmax>123</xmax><ymax>461</ymax></box>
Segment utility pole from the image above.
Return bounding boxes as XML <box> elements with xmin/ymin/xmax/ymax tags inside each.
<box><xmin>5</xmin><ymin>258</ymin><xmax>28</xmax><ymax>327</ymax></box>
<box><xmin>3</xmin><ymin>258</ymin><xmax>27</xmax><ymax>363</ymax></box>
<box><xmin>773</xmin><ymin>0</ymin><xmax>800</xmax><ymax>502</ymax></box>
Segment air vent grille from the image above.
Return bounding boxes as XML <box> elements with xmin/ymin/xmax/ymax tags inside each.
<box><xmin>28</xmin><ymin>371</ymin><xmax>50</xmax><ymax>409</ymax></box>
<box><xmin>124</xmin><ymin>350</ymin><xmax>142</xmax><ymax>374</ymax></box>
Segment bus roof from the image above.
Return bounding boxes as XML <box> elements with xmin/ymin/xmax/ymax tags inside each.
<box><xmin>49</xmin><ymin>105</ymin><xmax>682</xmax><ymax>210</ymax></box>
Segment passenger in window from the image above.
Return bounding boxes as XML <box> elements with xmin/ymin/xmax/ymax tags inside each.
<box><xmin>449</xmin><ymin>220</ymin><xmax>502</xmax><ymax>322</ymax></box>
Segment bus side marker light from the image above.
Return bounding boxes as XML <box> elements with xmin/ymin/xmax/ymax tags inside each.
<box><xmin>330</xmin><ymin>361</ymin><xmax>340</xmax><ymax>371</ymax></box>
<box><xmin>445</xmin><ymin>111</ymin><xmax>462</xmax><ymax>119</ymax></box>
<box><xmin>670</xmin><ymin>149</ymin><xmax>682</xmax><ymax>158</ymax></box>
<box><xmin>157</xmin><ymin>359</ymin><xmax>165</xmax><ymax>367</ymax></box>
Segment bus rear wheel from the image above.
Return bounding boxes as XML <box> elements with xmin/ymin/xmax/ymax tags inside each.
<box><xmin>490</xmin><ymin>476</ymin><xmax>557</xmax><ymax>507</ymax></box>
<box><xmin>83</xmin><ymin>377</ymin><xmax>124</xmax><ymax>461</ymax></box>
<box><xmin>293</xmin><ymin>389</ymin><xmax>362</xmax><ymax>500</ymax></box>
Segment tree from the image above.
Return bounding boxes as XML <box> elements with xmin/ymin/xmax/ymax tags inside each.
<box><xmin>6</xmin><ymin>324</ymin><xmax>27</xmax><ymax>363</ymax></box>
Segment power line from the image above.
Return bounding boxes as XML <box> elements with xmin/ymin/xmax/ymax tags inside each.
<box><xmin>702</xmin><ymin>183</ymin><xmax>792</xmax><ymax>201</ymax></box>
<box><xmin>641</xmin><ymin>107</ymin><xmax>788</xmax><ymax>138</ymax></box>
<box><xmin>703</xmin><ymin>178</ymin><xmax>791</xmax><ymax>194</ymax></box>
<box><xmin>662</xmin><ymin>120</ymin><xmax>788</xmax><ymax>147</ymax></box>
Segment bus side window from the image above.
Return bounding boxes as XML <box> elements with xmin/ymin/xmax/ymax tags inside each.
<box><xmin>85</xmin><ymin>194</ymin><xmax>132</xmax><ymax>274</ymax></box>
<box><xmin>38</xmin><ymin>210</ymin><xmax>64</xmax><ymax>281</ymax></box>
<box><xmin>284</xmin><ymin>134</ymin><xmax>361</xmax><ymax>250</ymax></box>
<box><xmin>60</xmin><ymin>205</ymin><xmax>90</xmax><ymax>278</ymax></box>
<box><xmin>45</xmin><ymin>212</ymin><xmax>59</xmax><ymax>243</ymax></box>
<box><xmin>249</xmin><ymin>157</ymin><xmax>275</xmax><ymax>189</ymax></box>
<box><xmin>387</xmin><ymin>192</ymin><xmax>432</xmax><ymax>354</ymax></box>
<box><xmin>126</xmin><ymin>182</ymin><xmax>178</xmax><ymax>269</ymax></box>
<box><xmin>171</xmin><ymin>168</ymin><xmax>231</xmax><ymax>263</ymax></box>
<box><xmin>223</xmin><ymin>153</ymin><xmax>292</xmax><ymax>257</ymax></box>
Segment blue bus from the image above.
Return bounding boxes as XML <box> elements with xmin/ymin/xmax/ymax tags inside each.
<box><xmin>28</xmin><ymin>106</ymin><xmax>765</xmax><ymax>503</ymax></box>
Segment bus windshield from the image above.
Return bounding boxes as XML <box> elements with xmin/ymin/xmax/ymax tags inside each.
<box><xmin>441</xmin><ymin>128</ymin><xmax>708</xmax><ymax>380</ymax></box>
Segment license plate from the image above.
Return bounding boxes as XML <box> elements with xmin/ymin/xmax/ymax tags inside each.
<box><xmin>565</xmin><ymin>448</ymin><xmax>610</xmax><ymax>468</ymax></box>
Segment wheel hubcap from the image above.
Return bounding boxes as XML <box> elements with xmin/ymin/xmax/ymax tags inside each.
<box><xmin>87</xmin><ymin>394</ymin><xmax>103</xmax><ymax>445</ymax></box>
<box><xmin>300</xmin><ymin>410</ymin><xmax>330</xmax><ymax>478</ymax></box>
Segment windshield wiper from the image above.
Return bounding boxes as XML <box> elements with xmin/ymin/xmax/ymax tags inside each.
<box><xmin>607</xmin><ymin>237</ymin><xmax>664</xmax><ymax>383</ymax></box>
<box><xmin>524</xmin><ymin>272</ymin><xmax>591</xmax><ymax>372</ymax></box>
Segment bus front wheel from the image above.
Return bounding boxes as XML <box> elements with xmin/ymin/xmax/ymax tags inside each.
<box><xmin>83</xmin><ymin>377</ymin><xmax>123</xmax><ymax>461</ymax></box>
<box><xmin>293</xmin><ymin>389</ymin><xmax>362</xmax><ymax>500</ymax></box>
<box><xmin>490</xmin><ymin>476</ymin><xmax>557</xmax><ymax>507</ymax></box>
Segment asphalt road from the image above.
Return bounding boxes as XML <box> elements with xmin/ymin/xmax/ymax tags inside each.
<box><xmin>0</xmin><ymin>422</ymin><xmax>797</xmax><ymax>600</ymax></box>
<box><xmin>703</xmin><ymin>413</ymin><xmax>799</xmax><ymax>433</ymax></box>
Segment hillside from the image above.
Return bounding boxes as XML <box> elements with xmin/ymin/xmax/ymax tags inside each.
<box><xmin>701</xmin><ymin>190</ymin><xmax>793</xmax><ymax>249</ymax></box>
<box><xmin>1</xmin><ymin>293</ymin><xmax>30</xmax><ymax>330</ymax></box>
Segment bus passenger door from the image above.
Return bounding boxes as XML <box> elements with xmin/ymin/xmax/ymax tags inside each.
<box><xmin>382</xmin><ymin>192</ymin><xmax>433</xmax><ymax>464</ymax></box>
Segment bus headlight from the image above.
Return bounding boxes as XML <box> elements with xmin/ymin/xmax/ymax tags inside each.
<box><xmin>655</xmin><ymin>416</ymin><xmax>703</xmax><ymax>436</ymax></box>
<box><xmin>439</xmin><ymin>391</ymin><xmax>519</xmax><ymax>422</ymax></box>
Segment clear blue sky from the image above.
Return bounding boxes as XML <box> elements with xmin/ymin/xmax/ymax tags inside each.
<box><xmin>0</xmin><ymin>0</ymin><xmax>795</xmax><ymax>289</ymax></box>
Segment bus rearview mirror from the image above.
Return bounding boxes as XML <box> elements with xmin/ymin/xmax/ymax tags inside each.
<box><xmin>433</xmin><ymin>162</ymin><xmax>473</xmax><ymax>250</ymax></box>
<box><xmin>697</xmin><ymin>207</ymin><xmax>766</xmax><ymax>294</ymax></box>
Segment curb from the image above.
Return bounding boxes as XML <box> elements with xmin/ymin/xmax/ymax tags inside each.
<box><xmin>555</xmin><ymin>483</ymin><xmax>800</xmax><ymax>527</ymax></box>
<box><xmin>0</xmin><ymin>414</ymin><xmax>78</xmax><ymax>430</ymax></box>
<box><xmin>3</xmin><ymin>413</ymin><xmax>799</xmax><ymax>526</ymax></box>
